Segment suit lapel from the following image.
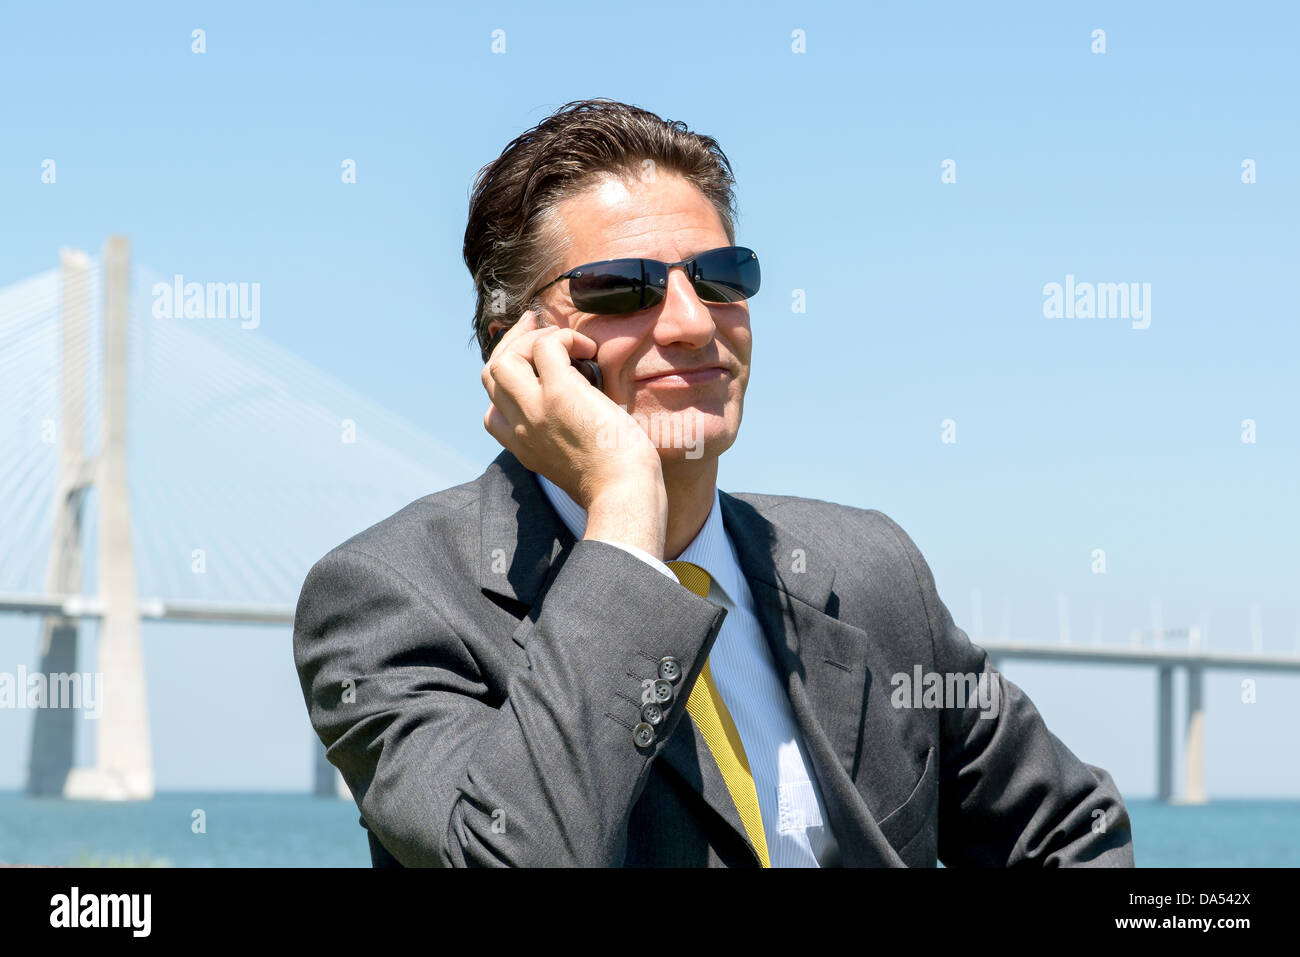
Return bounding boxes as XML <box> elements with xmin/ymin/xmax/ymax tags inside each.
<box><xmin>721</xmin><ymin>492</ymin><xmax>906</xmax><ymax>867</ymax></box>
<box><xmin>478</xmin><ymin>449</ymin><xmax>572</xmax><ymax>614</ymax></box>
<box><xmin>476</xmin><ymin>449</ymin><xmax>902</xmax><ymax>866</ymax></box>
<box><xmin>476</xmin><ymin>451</ymin><xmax>761</xmax><ymax>861</ymax></box>
<box><xmin>655</xmin><ymin>698</ymin><xmax>766</xmax><ymax>866</ymax></box>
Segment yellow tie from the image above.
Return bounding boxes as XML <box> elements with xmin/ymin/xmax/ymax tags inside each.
<box><xmin>667</xmin><ymin>560</ymin><xmax>771</xmax><ymax>868</ymax></box>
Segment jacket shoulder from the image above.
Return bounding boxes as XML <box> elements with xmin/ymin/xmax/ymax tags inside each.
<box><xmin>727</xmin><ymin>490</ymin><xmax>917</xmax><ymax>553</ymax></box>
<box><xmin>725</xmin><ymin>490</ymin><xmax>934</xmax><ymax>609</ymax></box>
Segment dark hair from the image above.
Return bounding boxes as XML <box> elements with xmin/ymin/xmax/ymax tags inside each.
<box><xmin>463</xmin><ymin>98</ymin><xmax>739</xmax><ymax>361</ymax></box>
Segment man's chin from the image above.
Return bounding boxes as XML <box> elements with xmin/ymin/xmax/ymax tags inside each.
<box><xmin>653</xmin><ymin>427</ymin><xmax>736</xmax><ymax>466</ymax></box>
<box><xmin>616</xmin><ymin>400</ymin><xmax>738</xmax><ymax>465</ymax></box>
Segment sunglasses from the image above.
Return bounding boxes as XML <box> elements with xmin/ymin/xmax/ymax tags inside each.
<box><xmin>532</xmin><ymin>245</ymin><xmax>760</xmax><ymax>316</ymax></box>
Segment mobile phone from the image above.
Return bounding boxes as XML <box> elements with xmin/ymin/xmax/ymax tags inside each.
<box><xmin>487</xmin><ymin>329</ymin><xmax>603</xmax><ymax>392</ymax></box>
<box><xmin>571</xmin><ymin>357</ymin><xmax>603</xmax><ymax>391</ymax></box>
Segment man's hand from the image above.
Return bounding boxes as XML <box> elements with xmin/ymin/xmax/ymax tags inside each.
<box><xmin>482</xmin><ymin>311</ymin><xmax>667</xmax><ymax>558</ymax></box>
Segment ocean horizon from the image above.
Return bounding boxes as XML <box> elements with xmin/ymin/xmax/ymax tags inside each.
<box><xmin>1</xmin><ymin>792</ymin><xmax>1296</xmax><ymax>867</ymax></box>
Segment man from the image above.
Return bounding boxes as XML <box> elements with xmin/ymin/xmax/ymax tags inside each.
<box><xmin>293</xmin><ymin>98</ymin><xmax>1134</xmax><ymax>867</ymax></box>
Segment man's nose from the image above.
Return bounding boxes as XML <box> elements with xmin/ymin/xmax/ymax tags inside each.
<box><xmin>652</xmin><ymin>266</ymin><xmax>715</xmax><ymax>348</ymax></box>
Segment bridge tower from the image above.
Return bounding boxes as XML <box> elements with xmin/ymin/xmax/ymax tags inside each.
<box><xmin>27</xmin><ymin>237</ymin><xmax>154</xmax><ymax>799</ymax></box>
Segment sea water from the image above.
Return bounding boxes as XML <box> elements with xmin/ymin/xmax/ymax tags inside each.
<box><xmin>0</xmin><ymin>793</ymin><xmax>1296</xmax><ymax>867</ymax></box>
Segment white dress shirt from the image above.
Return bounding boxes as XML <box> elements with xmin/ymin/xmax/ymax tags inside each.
<box><xmin>536</xmin><ymin>473</ymin><xmax>842</xmax><ymax>867</ymax></box>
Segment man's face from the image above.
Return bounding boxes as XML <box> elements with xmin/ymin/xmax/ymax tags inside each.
<box><xmin>534</xmin><ymin>171</ymin><xmax>752</xmax><ymax>465</ymax></box>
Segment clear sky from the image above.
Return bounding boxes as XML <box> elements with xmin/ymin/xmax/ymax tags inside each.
<box><xmin>1</xmin><ymin>1</ymin><xmax>1297</xmax><ymax>797</ymax></box>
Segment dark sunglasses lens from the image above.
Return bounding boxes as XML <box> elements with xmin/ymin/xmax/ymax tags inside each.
<box><xmin>693</xmin><ymin>247</ymin><xmax>761</xmax><ymax>303</ymax></box>
<box><xmin>571</xmin><ymin>260</ymin><xmax>647</xmax><ymax>314</ymax></box>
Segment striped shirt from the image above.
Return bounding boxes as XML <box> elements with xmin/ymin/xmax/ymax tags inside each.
<box><xmin>536</xmin><ymin>473</ymin><xmax>841</xmax><ymax>867</ymax></box>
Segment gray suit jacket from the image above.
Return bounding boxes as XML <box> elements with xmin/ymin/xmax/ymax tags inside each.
<box><xmin>293</xmin><ymin>448</ymin><xmax>1134</xmax><ymax>867</ymax></box>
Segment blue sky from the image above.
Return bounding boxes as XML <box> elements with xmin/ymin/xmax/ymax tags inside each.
<box><xmin>1</xmin><ymin>1</ymin><xmax>1297</xmax><ymax>798</ymax></box>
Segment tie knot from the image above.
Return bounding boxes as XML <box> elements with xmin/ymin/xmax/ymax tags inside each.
<box><xmin>666</xmin><ymin>560</ymin><xmax>711</xmax><ymax>599</ymax></box>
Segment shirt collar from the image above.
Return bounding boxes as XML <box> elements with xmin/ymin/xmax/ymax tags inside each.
<box><xmin>534</xmin><ymin>472</ymin><xmax>744</xmax><ymax>606</ymax></box>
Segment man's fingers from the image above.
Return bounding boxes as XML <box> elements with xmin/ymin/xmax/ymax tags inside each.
<box><xmin>482</xmin><ymin>368</ymin><xmax>527</xmax><ymax>425</ymax></box>
<box><xmin>494</xmin><ymin>312</ymin><xmax>597</xmax><ymax>365</ymax></box>
<box><xmin>482</xmin><ymin>317</ymin><xmax>550</xmax><ymax>406</ymax></box>
<box><xmin>481</xmin><ymin>316</ymin><xmax>602</xmax><ymax>438</ymax></box>
<box><xmin>559</xmin><ymin>326</ymin><xmax>598</xmax><ymax>359</ymax></box>
<box><xmin>485</xmin><ymin>324</ymin><xmax>593</xmax><ymax>396</ymax></box>
<box><xmin>483</xmin><ymin>402</ymin><xmax>510</xmax><ymax>440</ymax></box>
<box><xmin>481</xmin><ymin>310</ymin><xmax>540</xmax><ymax>396</ymax></box>
<box><xmin>532</xmin><ymin>328</ymin><xmax>591</xmax><ymax>385</ymax></box>
<box><xmin>493</xmin><ymin>309</ymin><xmax>539</xmax><ymax>352</ymax></box>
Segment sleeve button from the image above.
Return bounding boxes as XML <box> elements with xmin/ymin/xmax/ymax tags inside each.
<box><xmin>653</xmin><ymin>679</ymin><xmax>674</xmax><ymax>705</ymax></box>
<box><xmin>658</xmin><ymin>656</ymin><xmax>682</xmax><ymax>683</ymax></box>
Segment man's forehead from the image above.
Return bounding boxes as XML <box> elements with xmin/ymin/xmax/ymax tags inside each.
<box><xmin>582</xmin><ymin>175</ymin><xmax>638</xmax><ymax>210</ymax></box>
<box><xmin>554</xmin><ymin>173</ymin><xmax>725</xmax><ymax>264</ymax></box>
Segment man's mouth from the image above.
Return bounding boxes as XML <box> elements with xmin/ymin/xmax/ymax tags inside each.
<box><xmin>634</xmin><ymin>365</ymin><xmax>728</xmax><ymax>386</ymax></box>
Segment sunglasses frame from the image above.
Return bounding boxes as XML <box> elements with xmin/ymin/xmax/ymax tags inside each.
<box><xmin>531</xmin><ymin>245</ymin><xmax>760</xmax><ymax>315</ymax></box>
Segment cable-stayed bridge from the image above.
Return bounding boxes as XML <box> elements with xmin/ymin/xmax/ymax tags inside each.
<box><xmin>0</xmin><ymin>237</ymin><xmax>479</xmax><ymax>799</ymax></box>
<box><xmin>2</xmin><ymin>237</ymin><xmax>1298</xmax><ymax>804</ymax></box>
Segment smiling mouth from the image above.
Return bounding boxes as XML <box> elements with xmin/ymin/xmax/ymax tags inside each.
<box><xmin>634</xmin><ymin>366</ymin><xmax>728</xmax><ymax>384</ymax></box>
<box><xmin>635</xmin><ymin>366</ymin><xmax>728</xmax><ymax>385</ymax></box>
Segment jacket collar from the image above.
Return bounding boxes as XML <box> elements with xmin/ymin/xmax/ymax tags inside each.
<box><xmin>477</xmin><ymin>449</ymin><xmax>574</xmax><ymax>608</ymax></box>
<box><xmin>476</xmin><ymin>448</ymin><xmax>840</xmax><ymax>611</ymax></box>
<box><xmin>476</xmin><ymin>448</ymin><xmax>904</xmax><ymax>866</ymax></box>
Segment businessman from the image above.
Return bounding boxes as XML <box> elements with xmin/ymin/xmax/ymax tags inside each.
<box><xmin>293</xmin><ymin>98</ymin><xmax>1135</xmax><ymax>867</ymax></box>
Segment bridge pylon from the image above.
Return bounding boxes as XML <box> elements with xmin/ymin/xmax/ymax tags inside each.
<box><xmin>27</xmin><ymin>237</ymin><xmax>154</xmax><ymax>800</ymax></box>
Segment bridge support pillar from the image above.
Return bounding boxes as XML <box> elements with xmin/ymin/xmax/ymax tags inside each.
<box><xmin>313</xmin><ymin>736</ymin><xmax>351</xmax><ymax>799</ymax></box>
<box><xmin>63</xmin><ymin>236</ymin><xmax>155</xmax><ymax>800</ymax></box>
<box><xmin>1183</xmin><ymin>665</ymin><xmax>1207</xmax><ymax>804</ymax></box>
<box><xmin>27</xmin><ymin>250</ymin><xmax>92</xmax><ymax>796</ymax></box>
<box><xmin>1156</xmin><ymin>665</ymin><xmax>1173</xmax><ymax>802</ymax></box>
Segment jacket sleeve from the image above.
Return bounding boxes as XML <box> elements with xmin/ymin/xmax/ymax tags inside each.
<box><xmin>292</xmin><ymin>537</ymin><xmax>726</xmax><ymax>867</ymax></box>
<box><xmin>879</xmin><ymin>515</ymin><xmax>1135</xmax><ymax>867</ymax></box>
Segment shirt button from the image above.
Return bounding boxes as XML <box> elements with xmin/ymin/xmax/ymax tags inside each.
<box><xmin>658</xmin><ymin>656</ymin><xmax>682</xmax><ymax>683</ymax></box>
<box><xmin>633</xmin><ymin>723</ymin><xmax>656</xmax><ymax>748</ymax></box>
<box><xmin>640</xmin><ymin>703</ymin><xmax>664</xmax><ymax>726</ymax></box>
<box><xmin>653</xmin><ymin>679</ymin><xmax>674</xmax><ymax>705</ymax></box>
